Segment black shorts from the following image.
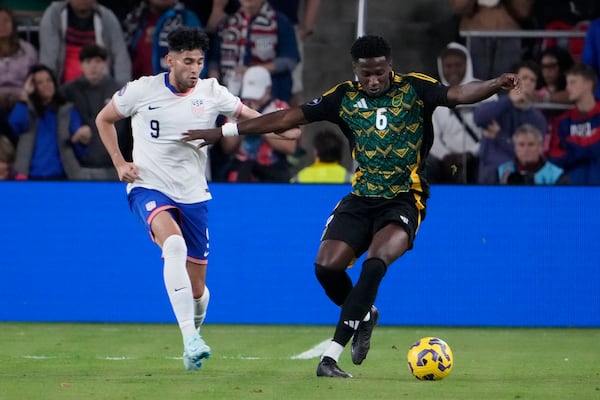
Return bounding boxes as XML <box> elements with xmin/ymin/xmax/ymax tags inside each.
<box><xmin>321</xmin><ymin>191</ymin><xmax>427</xmax><ymax>257</ymax></box>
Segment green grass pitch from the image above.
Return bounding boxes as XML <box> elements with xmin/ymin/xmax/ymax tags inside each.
<box><xmin>1</xmin><ymin>323</ymin><xmax>599</xmax><ymax>400</ymax></box>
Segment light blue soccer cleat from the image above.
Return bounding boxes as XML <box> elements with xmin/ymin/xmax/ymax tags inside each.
<box><xmin>183</xmin><ymin>333</ymin><xmax>211</xmax><ymax>371</ymax></box>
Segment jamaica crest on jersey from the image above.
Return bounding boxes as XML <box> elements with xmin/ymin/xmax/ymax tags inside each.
<box><xmin>190</xmin><ymin>99</ymin><xmax>204</xmax><ymax>116</ymax></box>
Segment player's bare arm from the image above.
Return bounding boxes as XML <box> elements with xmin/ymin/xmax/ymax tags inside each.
<box><xmin>182</xmin><ymin>106</ymin><xmax>306</xmax><ymax>147</ymax></box>
<box><xmin>218</xmin><ymin>104</ymin><xmax>261</xmax><ymax>151</ymax></box>
<box><xmin>447</xmin><ymin>73</ymin><xmax>520</xmax><ymax>106</ymax></box>
<box><xmin>96</xmin><ymin>100</ymin><xmax>139</xmax><ymax>183</ymax></box>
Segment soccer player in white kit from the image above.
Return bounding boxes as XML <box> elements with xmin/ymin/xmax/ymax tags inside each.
<box><xmin>96</xmin><ymin>26</ymin><xmax>298</xmax><ymax>371</ymax></box>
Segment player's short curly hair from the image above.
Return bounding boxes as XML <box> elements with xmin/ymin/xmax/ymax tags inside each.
<box><xmin>350</xmin><ymin>35</ymin><xmax>391</xmax><ymax>61</ymax></box>
<box><xmin>167</xmin><ymin>26</ymin><xmax>210</xmax><ymax>53</ymax></box>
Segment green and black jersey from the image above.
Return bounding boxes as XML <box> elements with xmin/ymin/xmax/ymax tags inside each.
<box><xmin>301</xmin><ymin>72</ymin><xmax>450</xmax><ymax>199</ymax></box>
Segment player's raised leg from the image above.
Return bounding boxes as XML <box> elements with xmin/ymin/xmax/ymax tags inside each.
<box><xmin>151</xmin><ymin>210</ymin><xmax>210</xmax><ymax>370</ymax></box>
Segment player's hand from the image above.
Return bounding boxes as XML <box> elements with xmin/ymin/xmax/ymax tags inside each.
<box><xmin>181</xmin><ymin>128</ymin><xmax>222</xmax><ymax>148</ymax></box>
<box><xmin>115</xmin><ymin>162</ymin><xmax>139</xmax><ymax>183</ymax></box>
<box><xmin>497</xmin><ymin>73</ymin><xmax>520</xmax><ymax>92</ymax></box>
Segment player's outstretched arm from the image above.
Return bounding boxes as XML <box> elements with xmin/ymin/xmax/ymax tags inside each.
<box><xmin>237</xmin><ymin>104</ymin><xmax>300</xmax><ymax>141</ymax></box>
<box><xmin>447</xmin><ymin>73</ymin><xmax>520</xmax><ymax>106</ymax></box>
<box><xmin>182</xmin><ymin>106</ymin><xmax>306</xmax><ymax>147</ymax></box>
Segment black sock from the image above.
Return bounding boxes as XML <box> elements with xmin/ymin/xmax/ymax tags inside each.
<box><xmin>333</xmin><ymin>258</ymin><xmax>387</xmax><ymax>346</ymax></box>
<box><xmin>315</xmin><ymin>264</ymin><xmax>353</xmax><ymax>306</ymax></box>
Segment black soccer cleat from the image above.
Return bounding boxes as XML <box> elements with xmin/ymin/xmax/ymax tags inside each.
<box><xmin>316</xmin><ymin>356</ymin><xmax>352</xmax><ymax>378</ymax></box>
<box><xmin>351</xmin><ymin>305</ymin><xmax>379</xmax><ymax>365</ymax></box>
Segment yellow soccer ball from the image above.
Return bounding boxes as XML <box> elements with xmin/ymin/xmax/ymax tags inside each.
<box><xmin>407</xmin><ymin>337</ymin><xmax>454</xmax><ymax>380</ymax></box>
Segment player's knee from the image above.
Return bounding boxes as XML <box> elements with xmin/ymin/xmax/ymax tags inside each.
<box><xmin>162</xmin><ymin>235</ymin><xmax>187</xmax><ymax>258</ymax></box>
<box><xmin>315</xmin><ymin>263</ymin><xmax>334</xmax><ymax>281</ymax></box>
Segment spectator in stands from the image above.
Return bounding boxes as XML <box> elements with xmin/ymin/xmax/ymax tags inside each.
<box><xmin>429</xmin><ymin>42</ymin><xmax>489</xmax><ymax>184</ymax></box>
<box><xmin>9</xmin><ymin>65</ymin><xmax>90</xmax><ymax>180</ymax></box>
<box><xmin>291</xmin><ymin>129</ymin><xmax>351</xmax><ymax>183</ymax></box>
<box><xmin>208</xmin><ymin>0</ymin><xmax>300</xmax><ymax>102</ymax></box>
<box><xmin>61</xmin><ymin>44</ymin><xmax>130</xmax><ymax>180</ymax></box>
<box><xmin>535</xmin><ymin>46</ymin><xmax>574</xmax><ymax>104</ymax></box>
<box><xmin>581</xmin><ymin>18</ymin><xmax>600</xmax><ymax>100</ymax></box>
<box><xmin>98</xmin><ymin>0</ymin><xmax>138</xmax><ymax>22</ymax></box>
<box><xmin>498</xmin><ymin>123</ymin><xmax>568</xmax><ymax>185</ymax></box>
<box><xmin>532</xmin><ymin>0</ymin><xmax>599</xmax><ymax>63</ymax></box>
<box><xmin>0</xmin><ymin>135</ymin><xmax>21</xmax><ymax>180</ymax></box>
<box><xmin>474</xmin><ymin>60</ymin><xmax>547</xmax><ymax>184</ymax></box>
<box><xmin>123</xmin><ymin>0</ymin><xmax>203</xmax><ymax>79</ymax></box>
<box><xmin>39</xmin><ymin>0</ymin><xmax>131</xmax><ymax>85</ymax></box>
<box><xmin>547</xmin><ymin>63</ymin><xmax>600</xmax><ymax>185</ymax></box>
<box><xmin>450</xmin><ymin>0</ymin><xmax>534</xmax><ymax>80</ymax></box>
<box><xmin>532</xmin><ymin>0</ymin><xmax>599</xmax><ymax>31</ymax></box>
<box><xmin>533</xmin><ymin>46</ymin><xmax>575</xmax><ymax>133</ymax></box>
<box><xmin>268</xmin><ymin>0</ymin><xmax>321</xmax><ymax>106</ymax></box>
<box><xmin>0</xmin><ymin>6</ymin><xmax>38</xmax><ymax>116</ymax></box>
<box><xmin>181</xmin><ymin>0</ymin><xmax>240</xmax><ymax>33</ymax></box>
<box><xmin>220</xmin><ymin>65</ymin><xmax>299</xmax><ymax>182</ymax></box>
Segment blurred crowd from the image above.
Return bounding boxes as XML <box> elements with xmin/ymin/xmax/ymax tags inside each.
<box><xmin>1</xmin><ymin>0</ymin><xmax>600</xmax><ymax>185</ymax></box>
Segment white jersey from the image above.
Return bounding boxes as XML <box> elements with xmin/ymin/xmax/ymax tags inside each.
<box><xmin>112</xmin><ymin>73</ymin><xmax>242</xmax><ymax>203</ymax></box>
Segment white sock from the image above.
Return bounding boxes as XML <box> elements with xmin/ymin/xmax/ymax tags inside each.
<box><xmin>321</xmin><ymin>340</ymin><xmax>344</xmax><ymax>362</ymax></box>
<box><xmin>194</xmin><ymin>286</ymin><xmax>210</xmax><ymax>332</ymax></box>
<box><xmin>162</xmin><ymin>235</ymin><xmax>196</xmax><ymax>338</ymax></box>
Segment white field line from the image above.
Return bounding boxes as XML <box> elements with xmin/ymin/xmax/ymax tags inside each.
<box><xmin>22</xmin><ymin>355</ymin><xmax>56</xmax><ymax>359</ymax></box>
<box><xmin>290</xmin><ymin>338</ymin><xmax>330</xmax><ymax>360</ymax></box>
<box><xmin>21</xmin><ymin>339</ymin><xmax>331</xmax><ymax>362</ymax></box>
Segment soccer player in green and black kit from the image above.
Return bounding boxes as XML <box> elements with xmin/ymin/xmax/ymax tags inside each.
<box><xmin>183</xmin><ymin>35</ymin><xmax>520</xmax><ymax>378</ymax></box>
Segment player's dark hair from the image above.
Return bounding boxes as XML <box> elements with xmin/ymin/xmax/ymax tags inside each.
<box><xmin>167</xmin><ymin>26</ymin><xmax>210</xmax><ymax>53</ymax></box>
<box><xmin>350</xmin><ymin>35</ymin><xmax>391</xmax><ymax>61</ymax></box>
<box><xmin>314</xmin><ymin>130</ymin><xmax>343</xmax><ymax>163</ymax></box>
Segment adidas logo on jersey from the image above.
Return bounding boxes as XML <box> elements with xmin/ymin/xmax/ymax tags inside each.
<box><xmin>353</xmin><ymin>98</ymin><xmax>368</xmax><ymax>109</ymax></box>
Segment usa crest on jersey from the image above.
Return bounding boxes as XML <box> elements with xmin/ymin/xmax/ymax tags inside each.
<box><xmin>191</xmin><ymin>99</ymin><xmax>204</xmax><ymax>116</ymax></box>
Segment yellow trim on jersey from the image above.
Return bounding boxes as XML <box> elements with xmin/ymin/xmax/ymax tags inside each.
<box><xmin>405</xmin><ymin>72</ymin><xmax>439</xmax><ymax>84</ymax></box>
<box><xmin>322</xmin><ymin>81</ymin><xmax>353</xmax><ymax>97</ymax></box>
<box><xmin>413</xmin><ymin>191</ymin><xmax>425</xmax><ymax>234</ymax></box>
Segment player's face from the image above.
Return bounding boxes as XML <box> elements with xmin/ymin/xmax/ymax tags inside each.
<box><xmin>514</xmin><ymin>133</ymin><xmax>542</xmax><ymax>165</ymax></box>
<box><xmin>353</xmin><ymin>56</ymin><xmax>392</xmax><ymax>97</ymax></box>
<box><xmin>167</xmin><ymin>49</ymin><xmax>205</xmax><ymax>92</ymax></box>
